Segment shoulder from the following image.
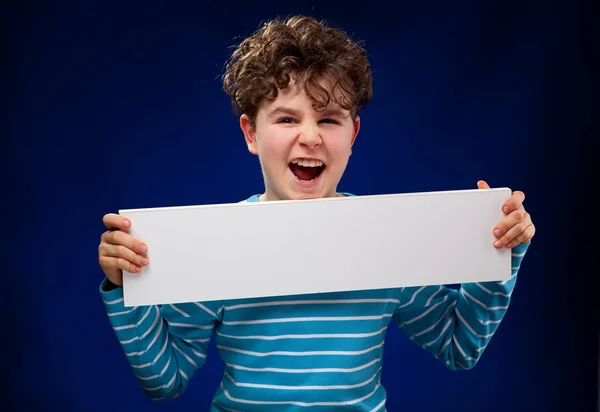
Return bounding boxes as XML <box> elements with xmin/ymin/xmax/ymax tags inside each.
<box><xmin>240</xmin><ymin>194</ymin><xmax>261</xmax><ymax>203</ymax></box>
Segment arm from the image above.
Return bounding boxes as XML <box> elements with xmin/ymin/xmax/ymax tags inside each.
<box><xmin>392</xmin><ymin>241</ymin><xmax>530</xmax><ymax>370</ymax></box>
<box><xmin>100</xmin><ymin>279</ymin><xmax>222</xmax><ymax>400</ymax></box>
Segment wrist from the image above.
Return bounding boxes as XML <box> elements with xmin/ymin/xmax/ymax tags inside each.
<box><xmin>101</xmin><ymin>278</ymin><xmax>121</xmax><ymax>292</ymax></box>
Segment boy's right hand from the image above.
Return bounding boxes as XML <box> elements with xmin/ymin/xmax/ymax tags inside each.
<box><xmin>98</xmin><ymin>213</ymin><xmax>149</xmax><ymax>286</ymax></box>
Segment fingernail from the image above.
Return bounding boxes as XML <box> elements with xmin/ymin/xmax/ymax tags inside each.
<box><xmin>494</xmin><ymin>240</ymin><xmax>502</xmax><ymax>248</ymax></box>
<box><xmin>132</xmin><ymin>265</ymin><xmax>141</xmax><ymax>273</ymax></box>
<box><xmin>139</xmin><ymin>245</ymin><xmax>147</xmax><ymax>253</ymax></box>
<box><xmin>141</xmin><ymin>258</ymin><xmax>149</xmax><ymax>266</ymax></box>
<box><xmin>503</xmin><ymin>206</ymin><xmax>509</xmax><ymax>213</ymax></box>
<box><xmin>505</xmin><ymin>242</ymin><xmax>513</xmax><ymax>248</ymax></box>
<box><xmin>494</xmin><ymin>229</ymin><xmax>502</xmax><ymax>237</ymax></box>
<box><xmin>124</xmin><ymin>220</ymin><xmax>130</xmax><ymax>227</ymax></box>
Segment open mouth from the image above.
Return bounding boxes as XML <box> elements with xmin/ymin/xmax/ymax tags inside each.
<box><xmin>289</xmin><ymin>159</ymin><xmax>326</xmax><ymax>182</ymax></box>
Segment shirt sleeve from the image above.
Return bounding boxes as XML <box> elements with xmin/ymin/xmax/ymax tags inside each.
<box><xmin>392</xmin><ymin>241</ymin><xmax>530</xmax><ymax>370</ymax></box>
<box><xmin>99</xmin><ymin>279</ymin><xmax>223</xmax><ymax>400</ymax></box>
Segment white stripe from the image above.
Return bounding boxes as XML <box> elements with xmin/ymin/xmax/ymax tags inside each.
<box><xmin>512</xmin><ymin>251</ymin><xmax>525</xmax><ymax>257</ymax></box>
<box><xmin>223</xmin><ymin>314</ymin><xmax>393</xmax><ymax>326</ymax></box>
<box><xmin>456</xmin><ymin>308</ymin><xmax>495</xmax><ymax>339</ymax></box>
<box><xmin>136</xmin><ymin>356</ymin><xmax>172</xmax><ymax>381</ymax></box>
<box><xmin>409</xmin><ymin>302</ymin><xmax>456</xmax><ymax>340</ymax></box>
<box><xmin>225</xmin><ymin>358</ymin><xmax>381</xmax><ymax>374</ymax></box>
<box><xmin>114</xmin><ymin>306</ymin><xmax>153</xmax><ymax>331</ymax></box>
<box><xmin>398</xmin><ymin>295</ymin><xmax>448</xmax><ymax>327</ymax></box>
<box><xmin>224</xmin><ymin>299</ymin><xmax>400</xmax><ymax>311</ymax></box>
<box><xmin>167</xmin><ymin>322</ymin><xmax>213</xmax><ymax>329</ymax></box>
<box><xmin>169</xmin><ymin>304</ymin><xmax>190</xmax><ymax>317</ymax></box>
<box><xmin>125</xmin><ymin>319</ymin><xmax>163</xmax><ymax>356</ymax></box>
<box><xmin>131</xmin><ymin>337</ymin><xmax>169</xmax><ymax>369</ymax></box>
<box><xmin>194</xmin><ymin>302</ymin><xmax>217</xmax><ymax>317</ymax></box>
<box><xmin>104</xmin><ymin>297</ymin><xmax>123</xmax><ymax>305</ymax></box>
<box><xmin>497</xmin><ymin>272</ymin><xmax>518</xmax><ymax>285</ymax></box>
<box><xmin>475</xmin><ymin>282</ymin><xmax>512</xmax><ymax>297</ymax></box>
<box><xmin>370</xmin><ymin>398</ymin><xmax>386</xmax><ymax>412</ymax></box>
<box><xmin>224</xmin><ymin>367</ymin><xmax>381</xmax><ymax>390</ymax></box>
<box><xmin>452</xmin><ymin>336</ymin><xmax>478</xmax><ymax>361</ymax></box>
<box><xmin>425</xmin><ymin>286</ymin><xmax>443</xmax><ymax>307</ymax></box>
<box><xmin>461</xmin><ymin>289</ymin><xmax>508</xmax><ymax>311</ymax></box>
<box><xmin>217</xmin><ymin>327</ymin><xmax>388</xmax><ymax>341</ymax></box>
<box><xmin>120</xmin><ymin>336</ymin><xmax>138</xmax><ymax>345</ymax></box>
<box><xmin>397</xmin><ymin>286</ymin><xmax>426</xmax><ymax>309</ymax></box>
<box><xmin>221</xmin><ymin>382</ymin><xmax>381</xmax><ymax>407</ymax></box>
<box><xmin>184</xmin><ymin>338</ymin><xmax>210</xmax><ymax>343</ymax></box>
<box><xmin>218</xmin><ymin>341</ymin><xmax>384</xmax><ymax>357</ymax></box>
<box><xmin>180</xmin><ymin>369</ymin><xmax>189</xmax><ymax>381</ymax></box>
<box><xmin>455</xmin><ymin>360</ymin><xmax>468</xmax><ymax>369</ymax></box>
<box><xmin>140</xmin><ymin>309</ymin><xmax>161</xmax><ymax>340</ymax></box>
<box><xmin>174</xmin><ymin>343</ymin><xmax>200</xmax><ymax>367</ymax></box>
<box><xmin>437</xmin><ymin>337</ymin><xmax>452</xmax><ymax>355</ymax></box>
<box><xmin>424</xmin><ymin>319</ymin><xmax>452</xmax><ymax>347</ymax></box>
<box><xmin>108</xmin><ymin>308</ymin><xmax>135</xmax><ymax>316</ymax></box>
<box><xmin>189</xmin><ymin>345</ymin><xmax>207</xmax><ymax>359</ymax></box>
<box><xmin>452</xmin><ymin>335</ymin><xmax>467</xmax><ymax>358</ymax></box>
<box><xmin>479</xmin><ymin>318</ymin><xmax>502</xmax><ymax>325</ymax></box>
<box><xmin>141</xmin><ymin>372</ymin><xmax>177</xmax><ymax>392</ymax></box>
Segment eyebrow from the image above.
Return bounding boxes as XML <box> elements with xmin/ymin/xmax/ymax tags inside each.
<box><xmin>320</xmin><ymin>108</ymin><xmax>348</xmax><ymax>119</ymax></box>
<box><xmin>267</xmin><ymin>106</ymin><xmax>300</xmax><ymax>119</ymax></box>
<box><xmin>267</xmin><ymin>106</ymin><xmax>349</xmax><ymax>119</ymax></box>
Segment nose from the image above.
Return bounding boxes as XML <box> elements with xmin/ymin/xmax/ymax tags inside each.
<box><xmin>298</xmin><ymin>123</ymin><xmax>322</xmax><ymax>149</ymax></box>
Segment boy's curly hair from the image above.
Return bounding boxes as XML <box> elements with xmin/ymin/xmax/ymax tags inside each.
<box><xmin>222</xmin><ymin>15</ymin><xmax>373</xmax><ymax>125</ymax></box>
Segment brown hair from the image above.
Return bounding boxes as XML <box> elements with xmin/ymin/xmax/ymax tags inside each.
<box><xmin>222</xmin><ymin>15</ymin><xmax>373</xmax><ymax>125</ymax></box>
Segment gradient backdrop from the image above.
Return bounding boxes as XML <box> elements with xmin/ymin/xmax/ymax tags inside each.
<box><xmin>3</xmin><ymin>0</ymin><xmax>596</xmax><ymax>411</ymax></box>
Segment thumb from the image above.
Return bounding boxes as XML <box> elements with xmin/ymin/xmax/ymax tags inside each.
<box><xmin>477</xmin><ymin>180</ymin><xmax>491</xmax><ymax>189</ymax></box>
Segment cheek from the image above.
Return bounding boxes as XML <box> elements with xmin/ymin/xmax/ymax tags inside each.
<box><xmin>258</xmin><ymin>129</ymin><xmax>295</xmax><ymax>164</ymax></box>
<box><xmin>326</xmin><ymin>132</ymin><xmax>354</xmax><ymax>160</ymax></box>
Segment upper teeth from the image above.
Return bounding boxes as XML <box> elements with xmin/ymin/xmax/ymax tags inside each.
<box><xmin>291</xmin><ymin>159</ymin><xmax>323</xmax><ymax>167</ymax></box>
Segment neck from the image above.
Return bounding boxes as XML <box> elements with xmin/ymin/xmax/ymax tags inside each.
<box><xmin>258</xmin><ymin>192</ymin><xmax>344</xmax><ymax>202</ymax></box>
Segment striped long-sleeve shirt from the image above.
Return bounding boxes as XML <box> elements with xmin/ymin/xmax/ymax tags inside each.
<box><xmin>100</xmin><ymin>194</ymin><xmax>530</xmax><ymax>411</ymax></box>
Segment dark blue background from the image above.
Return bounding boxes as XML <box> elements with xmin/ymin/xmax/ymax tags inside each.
<box><xmin>4</xmin><ymin>0</ymin><xmax>596</xmax><ymax>411</ymax></box>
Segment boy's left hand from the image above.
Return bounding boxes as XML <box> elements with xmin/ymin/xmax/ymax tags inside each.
<box><xmin>478</xmin><ymin>180</ymin><xmax>536</xmax><ymax>249</ymax></box>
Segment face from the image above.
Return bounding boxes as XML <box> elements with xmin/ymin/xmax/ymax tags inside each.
<box><xmin>240</xmin><ymin>78</ymin><xmax>360</xmax><ymax>201</ymax></box>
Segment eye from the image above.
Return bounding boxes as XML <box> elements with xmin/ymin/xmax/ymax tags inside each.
<box><xmin>277</xmin><ymin>117</ymin><xmax>296</xmax><ymax>124</ymax></box>
<box><xmin>319</xmin><ymin>118</ymin><xmax>340</xmax><ymax>125</ymax></box>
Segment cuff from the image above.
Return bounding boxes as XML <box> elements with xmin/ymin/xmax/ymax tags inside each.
<box><xmin>99</xmin><ymin>278</ymin><xmax>126</xmax><ymax>313</ymax></box>
<box><xmin>512</xmin><ymin>241</ymin><xmax>531</xmax><ymax>254</ymax></box>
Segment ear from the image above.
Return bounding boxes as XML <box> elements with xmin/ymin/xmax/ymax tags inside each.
<box><xmin>240</xmin><ymin>114</ymin><xmax>259</xmax><ymax>155</ymax></box>
<box><xmin>350</xmin><ymin>115</ymin><xmax>361</xmax><ymax>147</ymax></box>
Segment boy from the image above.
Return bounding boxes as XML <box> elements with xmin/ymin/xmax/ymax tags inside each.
<box><xmin>98</xmin><ymin>15</ymin><xmax>535</xmax><ymax>411</ymax></box>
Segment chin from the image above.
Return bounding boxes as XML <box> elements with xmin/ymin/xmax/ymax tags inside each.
<box><xmin>286</xmin><ymin>186</ymin><xmax>339</xmax><ymax>201</ymax></box>
<box><xmin>289</xmin><ymin>192</ymin><xmax>325</xmax><ymax>200</ymax></box>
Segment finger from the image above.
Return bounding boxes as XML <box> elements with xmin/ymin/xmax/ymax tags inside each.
<box><xmin>99</xmin><ymin>255</ymin><xmax>143</xmax><ymax>274</ymax></box>
<box><xmin>103</xmin><ymin>213</ymin><xmax>132</xmax><ymax>232</ymax></box>
<box><xmin>505</xmin><ymin>223</ymin><xmax>536</xmax><ymax>248</ymax></box>
<box><xmin>100</xmin><ymin>243</ymin><xmax>150</xmax><ymax>268</ymax></box>
<box><xmin>499</xmin><ymin>211</ymin><xmax>531</xmax><ymax>246</ymax></box>
<box><xmin>477</xmin><ymin>180</ymin><xmax>490</xmax><ymax>190</ymax></box>
<box><xmin>493</xmin><ymin>209</ymin><xmax>530</xmax><ymax>248</ymax></box>
<box><xmin>502</xmin><ymin>191</ymin><xmax>525</xmax><ymax>215</ymax></box>
<box><xmin>102</xmin><ymin>229</ymin><xmax>148</xmax><ymax>255</ymax></box>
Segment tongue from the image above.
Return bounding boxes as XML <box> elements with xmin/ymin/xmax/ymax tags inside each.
<box><xmin>290</xmin><ymin>164</ymin><xmax>319</xmax><ymax>181</ymax></box>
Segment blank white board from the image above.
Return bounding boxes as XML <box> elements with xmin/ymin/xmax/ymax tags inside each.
<box><xmin>120</xmin><ymin>188</ymin><xmax>512</xmax><ymax>307</ymax></box>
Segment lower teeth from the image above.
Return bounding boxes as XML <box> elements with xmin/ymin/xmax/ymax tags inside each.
<box><xmin>298</xmin><ymin>176</ymin><xmax>318</xmax><ymax>182</ymax></box>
